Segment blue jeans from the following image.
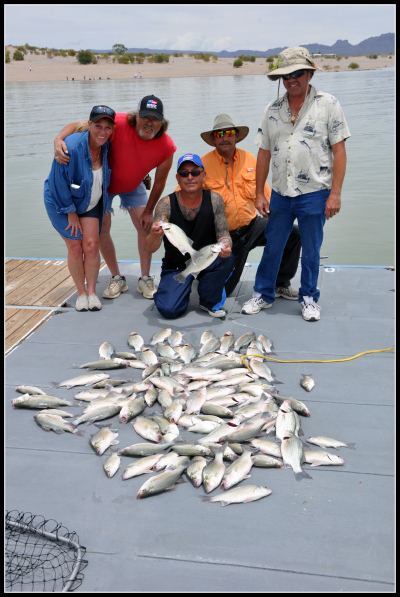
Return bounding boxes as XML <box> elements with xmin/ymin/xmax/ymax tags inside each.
<box><xmin>154</xmin><ymin>255</ymin><xmax>234</xmax><ymax>319</ymax></box>
<box><xmin>254</xmin><ymin>189</ymin><xmax>330</xmax><ymax>304</ymax></box>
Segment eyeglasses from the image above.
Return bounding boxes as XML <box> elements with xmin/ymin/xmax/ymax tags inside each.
<box><xmin>282</xmin><ymin>70</ymin><xmax>305</xmax><ymax>81</ymax></box>
<box><xmin>89</xmin><ymin>105</ymin><xmax>116</xmax><ymax>119</ymax></box>
<box><xmin>177</xmin><ymin>169</ymin><xmax>203</xmax><ymax>178</ymax></box>
<box><xmin>212</xmin><ymin>129</ymin><xmax>238</xmax><ymax>138</ymax></box>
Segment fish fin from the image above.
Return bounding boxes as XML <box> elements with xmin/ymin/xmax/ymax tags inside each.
<box><xmin>94</xmin><ymin>422</ymin><xmax>111</xmax><ymax>429</ymax></box>
<box><xmin>244</xmin><ymin>474</ymin><xmax>251</xmax><ymax>479</ymax></box>
<box><xmin>73</xmin><ymin>429</ymin><xmax>85</xmax><ymax>437</ymax></box>
<box><xmin>273</xmin><ymin>380</ymin><xmax>284</xmax><ymax>385</ymax></box>
<box><xmin>110</xmin><ymin>440</ymin><xmax>120</xmax><ymax>446</ymax></box>
<box><xmin>220</xmin><ymin>501</ymin><xmax>231</xmax><ymax>507</ymax></box>
<box><xmin>191</xmin><ymin>250</ymin><xmax>203</xmax><ymax>265</ymax></box>
<box><xmin>346</xmin><ymin>443</ymin><xmax>356</xmax><ymax>450</ymax></box>
<box><xmin>298</xmin><ymin>429</ymin><xmax>304</xmax><ymax>436</ymax></box>
<box><xmin>199</xmin><ymin>496</ymin><xmax>213</xmax><ymax>503</ymax></box>
<box><xmin>49</xmin><ymin>382</ymin><xmax>59</xmax><ymax>389</ymax></box>
<box><xmin>174</xmin><ymin>273</ymin><xmax>187</xmax><ymax>284</ymax></box>
<box><xmin>175</xmin><ymin>477</ymin><xmax>187</xmax><ymax>485</ymax></box>
<box><xmin>163</xmin><ymin>485</ymin><xmax>178</xmax><ymax>492</ymax></box>
<box><xmin>309</xmin><ymin>462</ymin><xmax>321</xmax><ymax>467</ymax></box>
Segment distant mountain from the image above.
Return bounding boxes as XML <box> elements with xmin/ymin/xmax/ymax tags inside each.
<box><xmin>92</xmin><ymin>32</ymin><xmax>394</xmax><ymax>58</ymax></box>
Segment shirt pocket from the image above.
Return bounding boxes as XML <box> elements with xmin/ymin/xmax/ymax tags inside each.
<box><xmin>206</xmin><ymin>177</ymin><xmax>225</xmax><ymax>197</ymax></box>
<box><xmin>70</xmin><ymin>179</ymin><xmax>86</xmax><ymax>198</ymax></box>
<box><xmin>241</xmin><ymin>171</ymin><xmax>256</xmax><ymax>199</ymax></box>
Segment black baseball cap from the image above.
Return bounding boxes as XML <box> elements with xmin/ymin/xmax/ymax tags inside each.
<box><xmin>89</xmin><ymin>105</ymin><xmax>116</xmax><ymax>123</ymax></box>
<box><xmin>137</xmin><ymin>95</ymin><xmax>164</xmax><ymax>120</ymax></box>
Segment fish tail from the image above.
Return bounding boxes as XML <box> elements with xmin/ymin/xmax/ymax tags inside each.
<box><xmin>174</xmin><ymin>273</ymin><xmax>187</xmax><ymax>284</ymax></box>
<box><xmin>199</xmin><ymin>496</ymin><xmax>213</xmax><ymax>503</ymax></box>
<box><xmin>347</xmin><ymin>443</ymin><xmax>356</xmax><ymax>450</ymax></box>
<box><xmin>294</xmin><ymin>469</ymin><xmax>313</xmax><ymax>481</ymax></box>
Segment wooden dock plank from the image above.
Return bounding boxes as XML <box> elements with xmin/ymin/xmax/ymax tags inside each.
<box><xmin>6</xmin><ymin>260</ymin><xmax>45</xmax><ymax>284</ymax></box>
<box><xmin>6</xmin><ymin>260</ymin><xmax>59</xmax><ymax>300</ymax></box>
<box><xmin>6</xmin><ymin>262</ymin><xmax>70</xmax><ymax>306</ymax></box>
<box><xmin>5</xmin><ymin>308</ymin><xmax>53</xmax><ymax>353</ymax></box>
<box><xmin>5</xmin><ymin>259</ymin><xmax>107</xmax><ymax>352</ymax></box>
<box><xmin>5</xmin><ymin>259</ymin><xmax>28</xmax><ymax>274</ymax></box>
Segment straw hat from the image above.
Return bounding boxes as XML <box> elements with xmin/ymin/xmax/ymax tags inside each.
<box><xmin>268</xmin><ymin>47</ymin><xmax>320</xmax><ymax>81</ymax></box>
<box><xmin>200</xmin><ymin>114</ymin><xmax>249</xmax><ymax>146</ymax></box>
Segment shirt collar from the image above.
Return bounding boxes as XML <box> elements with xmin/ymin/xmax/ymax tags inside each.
<box><xmin>213</xmin><ymin>147</ymin><xmax>239</xmax><ymax>163</ymax></box>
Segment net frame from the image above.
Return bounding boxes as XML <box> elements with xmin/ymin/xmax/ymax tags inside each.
<box><xmin>5</xmin><ymin>510</ymin><xmax>88</xmax><ymax>592</ymax></box>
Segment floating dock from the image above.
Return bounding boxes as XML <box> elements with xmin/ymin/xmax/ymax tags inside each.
<box><xmin>5</xmin><ymin>261</ymin><xmax>395</xmax><ymax>591</ymax></box>
<box><xmin>5</xmin><ymin>258</ymin><xmax>106</xmax><ymax>354</ymax></box>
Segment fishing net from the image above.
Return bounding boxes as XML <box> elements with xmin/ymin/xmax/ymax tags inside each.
<box><xmin>5</xmin><ymin>511</ymin><xmax>88</xmax><ymax>592</ymax></box>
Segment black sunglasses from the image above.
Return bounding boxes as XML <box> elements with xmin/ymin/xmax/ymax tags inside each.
<box><xmin>89</xmin><ymin>105</ymin><xmax>116</xmax><ymax>120</ymax></box>
<box><xmin>177</xmin><ymin>169</ymin><xmax>203</xmax><ymax>178</ymax></box>
<box><xmin>282</xmin><ymin>69</ymin><xmax>306</xmax><ymax>80</ymax></box>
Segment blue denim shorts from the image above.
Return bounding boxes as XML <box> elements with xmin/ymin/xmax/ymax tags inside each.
<box><xmin>106</xmin><ymin>181</ymin><xmax>148</xmax><ymax>214</ymax></box>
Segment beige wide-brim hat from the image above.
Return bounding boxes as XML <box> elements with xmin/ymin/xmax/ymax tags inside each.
<box><xmin>200</xmin><ymin>114</ymin><xmax>249</xmax><ymax>146</ymax></box>
<box><xmin>268</xmin><ymin>46</ymin><xmax>320</xmax><ymax>81</ymax></box>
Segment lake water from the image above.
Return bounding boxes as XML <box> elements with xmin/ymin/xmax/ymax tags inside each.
<box><xmin>6</xmin><ymin>68</ymin><xmax>395</xmax><ymax>266</ymax></box>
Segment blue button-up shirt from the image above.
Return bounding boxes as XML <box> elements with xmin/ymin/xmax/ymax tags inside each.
<box><xmin>44</xmin><ymin>130</ymin><xmax>111</xmax><ymax>215</ymax></box>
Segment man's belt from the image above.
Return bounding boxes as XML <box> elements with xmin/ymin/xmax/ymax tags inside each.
<box><xmin>230</xmin><ymin>221</ymin><xmax>252</xmax><ymax>237</ymax></box>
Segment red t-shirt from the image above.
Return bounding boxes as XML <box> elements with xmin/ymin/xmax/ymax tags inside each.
<box><xmin>107</xmin><ymin>113</ymin><xmax>177</xmax><ymax>194</ymax></box>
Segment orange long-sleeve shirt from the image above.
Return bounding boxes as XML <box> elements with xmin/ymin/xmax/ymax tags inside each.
<box><xmin>174</xmin><ymin>148</ymin><xmax>271</xmax><ymax>231</ymax></box>
<box><xmin>201</xmin><ymin>148</ymin><xmax>271</xmax><ymax>231</ymax></box>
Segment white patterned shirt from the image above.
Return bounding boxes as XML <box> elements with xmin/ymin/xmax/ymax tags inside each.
<box><xmin>254</xmin><ymin>85</ymin><xmax>351</xmax><ymax>197</ymax></box>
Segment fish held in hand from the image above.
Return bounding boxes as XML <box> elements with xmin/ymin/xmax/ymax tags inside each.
<box><xmin>159</xmin><ymin>222</ymin><xmax>202</xmax><ymax>263</ymax></box>
<box><xmin>200</xmin><ymin>485</ymin><xmax>272</xmax><ymax>506</ymax></box>
<box><xmin>300</xmin><ymin>374</ymin><xmax>315</xmax><ymax>392</ymax></box>
<box><xmin>173</xmin><ymin>242</ymin><xmax>223</xmax><ymax>284</ymax></box>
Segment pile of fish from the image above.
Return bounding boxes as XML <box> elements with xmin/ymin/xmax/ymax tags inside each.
<box><xmin>12</xmin><ymin>329</ymin><xmax>355</xmax><ymax>506</ymax></box>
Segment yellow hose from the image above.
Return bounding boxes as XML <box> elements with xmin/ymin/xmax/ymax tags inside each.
<box><xmin>240</xmin><ymin>347</ymin><xmax>395</xmax><ymax>370</ymax></box>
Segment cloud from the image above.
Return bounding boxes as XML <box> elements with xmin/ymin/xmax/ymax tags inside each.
<box><xmin>209</xmin><ymin>37</ymin><xmax>232</xmax><ymax>52</ymax></box>
<box><xmin>170</xmin><ymin>31</ymin><xmax>204</xmax><ymax>51</ymax></box>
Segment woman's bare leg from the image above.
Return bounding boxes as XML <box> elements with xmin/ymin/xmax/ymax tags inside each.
<box><xmin>62</xmin><ymin>236</ymin><xmax>86</xmax><ymax>295</ymax></box>
<box><xmin>80</xmin><ymin>217</ymin><xmax>101</xmax><ymax>295</ymax></box>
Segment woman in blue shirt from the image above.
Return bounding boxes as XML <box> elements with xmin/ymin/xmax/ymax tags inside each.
<box><xmin>44</xmin><ymin>106</ymin><xmax>115</xmax><ymax>311</ymax></box>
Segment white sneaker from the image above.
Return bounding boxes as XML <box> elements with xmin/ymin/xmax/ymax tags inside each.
<box><xmin>199</xmin><ymin>304</ymin><xmax>226</xmax><ymax>318</ymax></box>
<box><xmin>301</xmin><ymin>296</ymin><xmax>321</xmax><ymax>322</ymax></box>
<box><xmin>275</xmin><ymin>285</ymin><xmax>299</xmax><ymax>300</ymax></box>
<box><xmin>137</xmin><ymin>275</ymin><xmax>157</xmax><ymax>299</ymax></box>
<box><xmin>75</xmin><ymin>295</ymin><xmax>89</xmax><ymax>311</ymax></box>
<box><xmin>88</xmin><ymin>294</ymin><xmax>102</xmax><ymax>311</ymax></box>
<box><xmin>241</xmin><ymin>297</ymin><xmax>273</xmax><ymax>315</ymax></box>
<box><xmin>103</xmin><ymin>275</ymin><xmax>128</xmax><ymax>299</ymax></box>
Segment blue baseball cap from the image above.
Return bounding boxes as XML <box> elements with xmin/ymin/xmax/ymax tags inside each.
<box><xmin>177</xmin><ymin>153</ymin><xmax>204</xmax><ymax>172</ymax></box>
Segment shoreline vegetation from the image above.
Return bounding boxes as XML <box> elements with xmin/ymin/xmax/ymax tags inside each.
<box><xmin>5</xmin><ymin>45</ymin><xmax>395</xmax><ymax>83</ymax></box>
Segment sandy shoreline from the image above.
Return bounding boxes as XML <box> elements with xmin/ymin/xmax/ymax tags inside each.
<box><xmin>5</xmin><ymin>46</ymin><xmax>395</xmax><ymax>82</ymax></box>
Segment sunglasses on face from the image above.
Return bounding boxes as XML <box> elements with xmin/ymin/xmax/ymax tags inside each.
<box><xmin>212</xmin><ymin>129</ymin><xmax>238</xmax><ymax>138</ymax></box>
<box><xmin>177</xmin><ymin>169</ymin><xmax>203</xmax><ymax>178</ymax></box>
<box><xmin>282</xmin><ymin>69</ymin><xmax>306</xmax><ymax>81</ymax></box>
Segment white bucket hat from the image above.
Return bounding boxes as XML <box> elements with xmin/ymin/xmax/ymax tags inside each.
<box><xmin>201</xmin><ymin>114</ymin><xmax>249</xmax><ymax>146</ymax></box>
<box><xmin>268</xmin><ymin>46</ymin><xmax>321</xmax><ymax>81</ymax></box>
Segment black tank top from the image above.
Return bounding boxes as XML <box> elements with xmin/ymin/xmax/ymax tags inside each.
<box><xmin>162</xmin><ymin>190</ymin><xmax>217</xmax><ymax>270</ymax></box>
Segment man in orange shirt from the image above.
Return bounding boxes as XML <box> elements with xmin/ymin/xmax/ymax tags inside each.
<box><xmin>200</xmin><ymin>114</ymin><xmax>301</xmax><ymax>297</ymax></box>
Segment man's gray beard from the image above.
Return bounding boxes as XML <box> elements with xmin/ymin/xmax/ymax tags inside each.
<box><xmin>138</xmin><ymin>126</ymin><xmax>155</xmax><ymax>139</ymax></box>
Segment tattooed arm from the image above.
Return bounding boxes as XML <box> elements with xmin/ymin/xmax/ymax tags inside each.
<box><xmin>211</xmin><ymin>192</ymin><xmax>232</xmax><ymax>258</ymax></box>
<box><xmin>146</xmin><ymin>195</ymin><xmax>171</xmax><ymax>253</ymax></box>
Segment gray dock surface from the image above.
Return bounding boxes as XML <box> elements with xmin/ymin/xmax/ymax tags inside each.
<box><xmin>6</xmin><ymin>263</ymin><xmax>395</xmax><ymax>592</ymax></box>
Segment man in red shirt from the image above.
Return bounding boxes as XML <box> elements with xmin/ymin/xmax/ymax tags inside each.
<box><xmin>54</xmin><ymin>96</ymin><xmax>177</xmax><ymax>300</ymax></box>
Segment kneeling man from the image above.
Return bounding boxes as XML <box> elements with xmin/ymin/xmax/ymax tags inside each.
<box><xmin>147</xmin><ymin>154</ymin><xmax>234</xmax><ymax>319</ymax></box>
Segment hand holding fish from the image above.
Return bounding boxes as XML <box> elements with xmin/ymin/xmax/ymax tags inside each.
<box><xmin>218</xmin><ymin>242</ymin><xmax>232</xmax><ymax>258</ymax></box>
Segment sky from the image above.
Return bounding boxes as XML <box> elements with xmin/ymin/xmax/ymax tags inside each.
<box><xmin>5</xmin><ymin>4</ymin><xmax>395</xmax><ymax>53</ymax></box>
